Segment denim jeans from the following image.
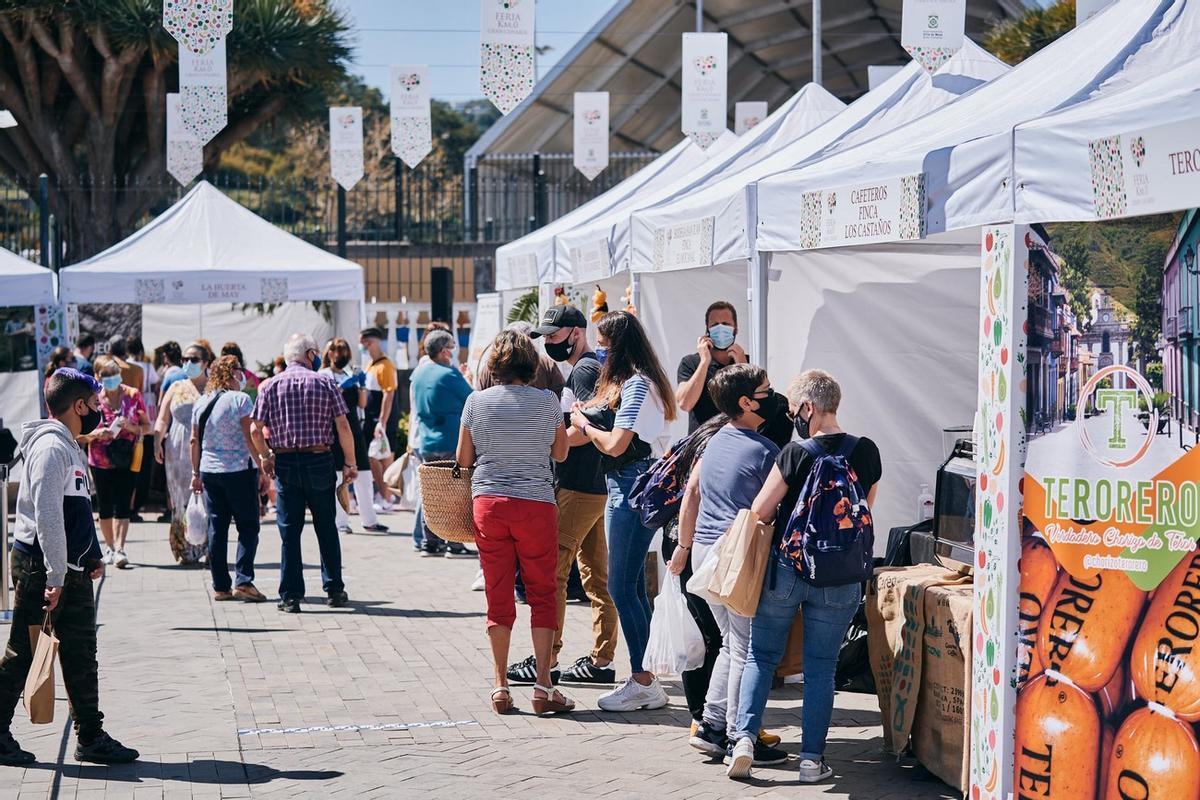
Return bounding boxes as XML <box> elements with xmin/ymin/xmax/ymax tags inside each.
<box><xmin>202</xmin><ymin>468</ymin><xmax>261</xmax><ymax>593</ymax></box>
<box><xmin>604</xmin><ymin>458</ymin><xmax>656</xmax><ymax>675</ymax></box>
<box><xmin>735</xmin><ymin>555</ymin><xmax>861</xmax><ymax>761</ymax></box>
<box><xmin>412</xmin><ymin>450</ymin><xmax>453</xmax><ymax>549</ymax></box>
<box><xmin>274</xmin><ymin>451</ymin><xmax>343</xmax><ymax>600</ymax></box>
<box><xmin>695</xmin><ymin>541</ymin><xmax>751</xmax><ymax>736</ymax></box>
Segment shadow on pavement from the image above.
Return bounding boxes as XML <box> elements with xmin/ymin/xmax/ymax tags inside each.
<box><xmin>30</xmin><ymin>758</ymin><xmax>343</xmax><ymax>785</ymax></box>
<box><xmin>332</xmin><ymin>600</ymin><xmax>485</xmax><ymax>619</ymax></box>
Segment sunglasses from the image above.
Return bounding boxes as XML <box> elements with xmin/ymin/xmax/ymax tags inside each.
<box><xmin>184</xmin><ymin>356</ymin><xmax>203</xmax><ymax>364</ymax></box>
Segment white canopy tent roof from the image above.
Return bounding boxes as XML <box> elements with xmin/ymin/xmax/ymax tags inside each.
<box><xmin>628</xmin><ymin>40</ymin><xmax>1009</xmax><ymax>273</ymax></box>
<box><xmin>60</xmin><ymin>181</ymin><xmax>365</xmax><ymax>304</ymax></box>
<box><xmin>756</xmin><ymin>0</ymin><xmax>1200</xmax><ymax>249</ymax></box>
<box><xmin>0</xmin><ymin>247</ymin><xmax>55</xmax><ymax>306</ymax></box>
<box><xmin>1013</xmin><ymin>55</ymin><xmax>1200</xmax><ymax>224</ymax></box>
<box><xmin>494</xmin><ymin>132</ymin><xmax>737</xmax><ymax>291</ymax></box>
<box><xmin>555</xmin><ymin>83</ymin><xmax>846</xmax><ymax>282</ymax></box>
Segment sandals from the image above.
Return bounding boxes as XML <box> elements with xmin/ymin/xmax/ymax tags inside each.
<box><xmin>531</xmin><ymin>683</ymin><xmax>575</xmax><ymax>716</ymax></box>
<box><xmin>213</xmin><ymin>591</ymin><xmax>236</xmax><ymax>601</ymax></box>
<box><xmin>491</xmin><ymin>687</ymin><xmax>516</xmax><ymax>715</ymax></box>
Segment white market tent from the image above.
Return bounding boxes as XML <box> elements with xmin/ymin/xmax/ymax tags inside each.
<box><xmin>749</xmin><ymin>2</ymin><xmax>1200</xmax><ymax>796</ymax></box>
<box><xmin>59</xmin><ymin>181</ymin><xmax>365</xmax><ymax>368</ymax></box>
<box><xmin>1</xmin><ymin>247</ymin><xmax>55</xmax><ymax>306</ymax></box>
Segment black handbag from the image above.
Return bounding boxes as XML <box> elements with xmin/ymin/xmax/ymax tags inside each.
<box><xmin>106</xmin><ymin>436</ymin><xmax>134</xmax><ymax>470</ymax></box>
<box><xmin>581</xmin><ymin>405</ymin><xmax>652</xmax><ymax>473</ymax></box>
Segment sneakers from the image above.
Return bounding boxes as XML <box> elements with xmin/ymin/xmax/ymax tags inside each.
<box><xmin>277</xmin><ymin>599</ymin><xmax>301</xmax><ymax>613</ymax></box>
<box><xmin>444</xmin><ymin>544</ymin><xmax>477</xmax><ymax>559</ymax></box>
<box><xmin>470</xmin><ymin>570</ymin><xmax>486</xmax><ymax>591</ymax></box>
<box><xmin>725</xmin><ymin>737</ymin><xmax>754</xmax><ymax>779</ymax></box>
<box><xmin>0</xmin><ymin>731</ymin><xmax>35</xmax><ymax>766</ymax></box>
<box><xmin>688</xmin><ymin>721</ymin><xmax>728</xmax><ymax>757</ymax></box>
<box><xmin>750</xmin><ymin>741</ymin><xmax>789</xmax><ymax>766</ymax></box>
<box><xmin>798</xmin><ymin>758</ymin><xmax>833</xmax><ymax>783</ymax></box>
<box><xmin>373</xmin><ymin>496</ymin><xmax>396</xmax><ymax>513</ymax></box>
<box><xmin>420</xmin><ymin>544</ymin><xmax>447</xmax><ymax>557</ymax></box>
<box><xmin>337</xmin><ymin>524</ymin><xmax>353</xmax><ymax>535</ymax></box>
<box><xmin>559</xmin><ymin>655</ymin><xmax>616</xmax><ymax>685</ymax></box>
<box><xmin>758</xmin><ymin>728</ymin><xmax>782</xmax><ymax>748</ymax></box>
<box><xmin>103</xmin><ymin>548</ymin><xmax>115</xmax><ymax>566</ymax></box>
<box><xmin>113</xmin><ymin>550</ymin><xmax>129</xmax><ymax>569</ymax></box>
<box><xmin>596</xmin><ymin>676</ymin><xmax>668</xmax><ymax>712</ymax></box>
<box><xmin>327</xmin><ymin>591</ymin><xmax>349</xmax><ymax>608</ymax></box>
<box><xmin>363</xmin><ymin>523</ymin><xmax>390</xmax><ymax>533</ymax></box>
<box><xmin>74</xmin><ymin>731</ymin><xmax>138</xmax><ymax>764</ymax></box>
<box><xmin>506</xmin><ymin>655</ymin><xmax>560</xmax><ymax>685</ymax></box>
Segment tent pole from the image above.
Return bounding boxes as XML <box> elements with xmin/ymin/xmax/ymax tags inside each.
<box><xmin>748</xmin><ymin>253</ymin><xmax>768</xmax><ymax>368</ymax></box>
<box><xmin>695</xmin><ymin>0</ymin><xmax>703</xmax><ymax>32</ymax></box>
<box><xmin>812</xmin><ymin>0</ymin><xmax>823</xmax><ymax>86</ymax></box>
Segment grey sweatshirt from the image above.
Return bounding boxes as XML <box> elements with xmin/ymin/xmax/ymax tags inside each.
<box><xmin>12</xmin><ymin>419</ymin><xmax>102</xmax><ymax>587</ymax></box>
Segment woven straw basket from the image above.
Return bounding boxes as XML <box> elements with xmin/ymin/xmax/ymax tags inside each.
<box><xmin>417</xmin><ymin>461</ymin><xmax>476</xmax><ymax>543</ymax></box>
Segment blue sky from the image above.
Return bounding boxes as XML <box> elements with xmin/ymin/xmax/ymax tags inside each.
<box><xmin>337</xmin><ymin>0</ymin><xmax>616</xmax><ymax>102</ymax></box>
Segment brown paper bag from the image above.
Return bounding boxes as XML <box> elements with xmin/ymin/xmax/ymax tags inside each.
<box><xmin>25</xmin><ymin>615</ymin><xmax>58</xmax><ymax>724</ymax></box>
<box><xmin>911</xmin><ymin>583</ymin><xmax>974</xmax><ymax>791</ymax></box>
<box><xmin>714</xmin><ymin>509</ymin><xmax>773</xmax><ymax>617</ymax></box>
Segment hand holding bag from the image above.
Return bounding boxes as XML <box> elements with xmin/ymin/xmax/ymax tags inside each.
<box><xmin>185</xmin><ymin>492</ymin><xmax>208</xmax><ymax>546</ymax></box>
<box><xmin>644</xmin><ymin>572</ymin><xmax>707</xmax><ymax>676</ymax></box>
<box><xmin>25</xmin><ymin>613</ymin><xmax>59</xmax><ymax>724</ymax></box>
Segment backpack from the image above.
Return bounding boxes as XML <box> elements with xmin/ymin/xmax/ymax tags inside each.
<box><xmin>781</xmin><ymin>435</ymin><xmax>875</xmax><ymax>587</ymax></box>
<box><xmin>628</xmin><ymin>431</ymin><xmax>701</xmax><ymax>530</ymax></box>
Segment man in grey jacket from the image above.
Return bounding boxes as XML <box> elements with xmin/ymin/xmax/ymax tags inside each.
<box><xmin>0</xmin><ymin>369</ymin><xmax>138</xmax><ymax>766</ymax></box>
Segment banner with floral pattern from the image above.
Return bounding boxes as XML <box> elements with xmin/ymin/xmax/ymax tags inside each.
<box><xmin>681</xmin><ymin>32</ymin><xmax>728</xmax><ymax>150</ymax></box>
<box><xmin>573</xmin><ymin>92</ymin><xmax>609</xmax><ymax>181</ymax></box>
<box><xmin>390</xmin><ymin>65</ymin><xmax>432</xmax><ymax>168</ymax></box>
<box><xmin>329</xmin><ymin>106</ymin><xmax>364</xmax><ymax>191</ymax></box>
<box><xmin>166</xmin><ymin>93</ymin><xmax>203</xmax><ymax>186</ymax></box>
<box><xmin>164</xmin><ymin>0</ymin><xmax>232</xmax><ymax>56</ymax></box>
<box><xmin>901</xmin><ymin>0</ymin><xmax>965</xmax><ymax>73</ymax></box>
<box><xmin>480</xmin><ymin>0</ymin><xmax>535</xmax><ymax>115</ymax></box>
<box><xmin>178</xmin><ymin>38</ymin><xmax>227</xmax><ymax>144</ymax></box>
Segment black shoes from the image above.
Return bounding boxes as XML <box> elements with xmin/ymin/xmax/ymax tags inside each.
<box><xmin>419</xmin><ymin>544</ymin><xmax>446</xmax><ymax>557</ymax></box>
<box><xmin>277</xmin><ymin>598</ymin><xmax>301</xmax><ymax>613</ymax></box>
<box><xmin>0</xmin><ymin>731</ymin><xmax>34</xmax><ymax>766</ymax></box>
<box><xmin>689</xmin><ymin>721</ymin><xmax>729</xmax><ymax>758</ymax></box>
<box><xmin>559</xmin><ymin>655</ymin><xmax>616</xmax><ymax>685</ymax></box>
<box><xmin>74</xmin><ymin>731</ymin><xmax>138</xmax><ymax>764</ymax></box>
<box><xmin>505</xmin><ymin>655</ymin><xmax>560</xmax><ymax>685</ymax></box>
<box><xmin>327</xmin><ymin>591</ymin><xmax>349</xmax><ymax>608</ymax></box>
<box><xmin>444</xmin><ymin>544</ymin><xmax>477</xmax><ymax>559</ymax></box>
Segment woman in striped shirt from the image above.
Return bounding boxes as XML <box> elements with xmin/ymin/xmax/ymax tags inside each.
<box><xmin>570</xmin><ymin>311</ymin><xmax>678</xmax><ymax>713</ymax></box>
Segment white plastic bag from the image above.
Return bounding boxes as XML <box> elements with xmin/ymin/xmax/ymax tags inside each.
<box><xmin>686</xmin><ymin>535</ymin><xmax>726</xmax><ymax>606</ymax></box>
<box><xmin>367</xmin><ymin>425</ymin><xmax>392</xmax><ymax>461</ymax></box>
<box><xmin>185</xmin><ymin>492</ymin><xmax>208</xmax><ymax>546</ymax></box>
<box><xmin>398</xmin><ymin>452</ymin><xmax>420</xmax><ymax>511</ymax></box>
<box><xmin>644</xmin><ymin>571</ymin><xmax>706</xmax><ymax>677</ymax></box>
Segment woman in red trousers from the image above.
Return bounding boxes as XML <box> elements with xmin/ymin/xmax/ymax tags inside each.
<box><xmin>457</xmin><ymin>330</ymin><xmax>572</xmax><ymax>716</ymax></box>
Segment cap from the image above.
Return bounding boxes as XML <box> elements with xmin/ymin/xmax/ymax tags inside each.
<box><xmin>531</xmin><ymin>305</ymin><xmax>587</xmax><ymax>338</ymax></box>
<box><xmin>359</xmin><ymin>326</ymin><xmax>385</xmax><ymax>340</ymax></box>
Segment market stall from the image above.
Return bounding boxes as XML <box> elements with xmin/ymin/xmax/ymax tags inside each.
<box><xmin>751</xmin><ymin>1</ymin><xmax>1200</xmax><ymax>796</ymax></box>
<box><xmin>0</xmin><ymin>249</ymin><xmax>56</xmax><ymax>433</ymax></box>
<box><xmin>59</xmin><ymin>181</ymin><xmax>366</xmax><ymax>368</ymax></box>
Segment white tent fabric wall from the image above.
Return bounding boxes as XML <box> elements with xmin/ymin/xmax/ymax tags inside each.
<box><xmin>0</xmin><ymin>248</ymin><xmax>56</xmax><ymax>306</ymax></box>
<box><xmin>637</xmin><ymin>262</ymin><xmax>748</xmax><ymax>445</ymax></box>
<box><xmin>765</xmin><ymin>228</ymin><xmax>981</xmax><ymax>549</ymax></box>
<box><xmin>628</xmin><ymin>41</ymin><xmax>1009</xmax><ymax>275</ymax></box>
<box><xmin>756</xmin><ymin>0</ymin><xmax>1200</xmax><ymax>250</ymax></box>
<box><xmin>0</xmin><ymin>370</ymin><xmax>43</xmax><ymax>442</ymax></box>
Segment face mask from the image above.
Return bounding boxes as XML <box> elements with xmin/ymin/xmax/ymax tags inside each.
<box><xmin>78</xmin><ymin>401</ymin><xmax>102</xmax><ymax>436</ymax></box>
<box><xmin>359</xmin><ymin>345</ymin><xmax>370</xmax><ymax>357</ymax></box>
<box><xmin>333</xmin><ymin>355</ymin><xmax>351</xmax><ymax>369</ymax></box>
<box><xmin>708</xmin><ymin>323</ymin><xmax>736</xmax><ymax>351</ymax></box>
<box><xmin>544</xmin><ymin>334</ymin><xmax>576</xmax><ymax>363</ymax></box>
<box><xmin>751</xmin><ymin>388</ymin><xmax>786</xmax><ymax>422</ymax></box>
<box><xmin>311</xmin><ymin>355</ymin><xmax>321</xmax><ymax>372</ymax></box>
<box><xmin>238</xmin><ymin>374</ymin><xmax>248</xmax><ymax>391</ymax></box>
<box><xmin>794</xmin><ymin>408</ymin><xmax>812</xmax><ymax>440</ymax></box>
<box><xmin>184</xmin><ymin>360</ymin><xmax>203</xmax><ymax>379</ymax></box>
<box><xmin>594</xmin><ymin>347</ymin><xmax>607</xmax><ymax>365</ymax></box>
<box><xmin>101</xmin><ymin>374</ymin><xmax>123</xmax><ymax>392</ymax></box>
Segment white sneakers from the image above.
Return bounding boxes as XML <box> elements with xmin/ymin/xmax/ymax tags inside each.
<box><xmin>726</xmin><ymin>738</ymin><xmax>754</xmax><ymax>779</ymax></box>
<box><xmin>596</xmin><ymin>676</ymin><xmax>668</xmax><ymax>712</ymax></box>
<box><xmin>113</xmin><ymin>549</ymin><xmax>129</xmax><ymax>569</ymax></box>
<box><xmin>470</xmin><ymin>569</ymin><xmax>486</xmax><ymax>592</ymax></box>
<box><xmin>798</xmin><ymin>758</ymin><xmax>833</xmax><ymax>783</ymax></box>
<box><xmin>103</xmin><ymin>548</ymin><xmax>115</xmax><ymax>565</ymax></box>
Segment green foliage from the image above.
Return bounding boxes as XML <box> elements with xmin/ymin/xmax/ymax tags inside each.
<box><xmin>506</xmin><ymin>290</ymin><xmax>539</xmax><ymax>325</ymax></box>
<box><xmin>982</xmin><ymin>0</ymin><xmax>1076</xmax><ymax>64</ymax></box>
<box><xmin>1146</xmin><ymin>361</ymin><xmax>1163</xmax><ymax>390</ymax></box>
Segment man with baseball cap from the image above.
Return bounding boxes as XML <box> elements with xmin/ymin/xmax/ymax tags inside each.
<box><xmin>505</xmin><ymin>306</ymin><xmax>618</xmax><ymax>686</ymax></box>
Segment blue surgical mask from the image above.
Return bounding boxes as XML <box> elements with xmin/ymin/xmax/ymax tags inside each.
<box><xmin>594</xmin><ymin>347</ymin><xmax>607</xmax><ymax>365</ymax></box>
<box><xmin>184</xmin><ymin>361</ymin><xmax>203</xmax><ymax>379</ymax></box>
<box><xmin>101</xmin><ymin>374</ymin><xmax>123</xmax><ymax>391</ymax></box>
<box><xmin>311</xmin><ymin>355</ymin><xmax>321</xmax><ymax>372</ymax></box>
<box><xmin>708</xmin><ymin>323</ymin><xmax>736</xmax><ymax>351</ymax></box>
<box><xmin>238</xmin><ymin>374</ymin><xmax>248</xmax><ymax>391</ymax></box>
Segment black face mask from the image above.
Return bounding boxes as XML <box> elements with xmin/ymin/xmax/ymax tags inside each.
<box><xmin>757</xmin><ymin>393</ymin><xmax>795</xmax><ymax>449</ymax></box>
<box><xmin>544</xmin><ymin>335</ymin><xmax>576</xmax><ymax>363</ymax></box>
<box><xmin>78</xmin><ymin>402</ymin><xmax>102</xmax><ymax>436</ymax></box>
<box><xmin>793</xmin><ymin>409</ymin><xmax>812</xmax><ymax>440</ymax></box>
<box><xmin>333</xmin><ymin>355</ymin><xmax>351</xmax><ymax>369</ymax></box>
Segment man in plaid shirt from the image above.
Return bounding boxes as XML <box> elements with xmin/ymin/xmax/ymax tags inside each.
<box><xmin>250</xmin><ymin>333</ymin><xmax>358</xmax><ymax>613</ymax></box>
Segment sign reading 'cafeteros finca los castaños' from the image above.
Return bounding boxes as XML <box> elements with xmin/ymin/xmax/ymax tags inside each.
<box><xmin>1014</xmin><ymin>362</ymin><xmax>1200</xmax><ymax>798</ymax></box>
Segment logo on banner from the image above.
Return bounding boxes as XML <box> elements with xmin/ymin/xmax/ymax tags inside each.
<box><xmin>398</xmin><ymin>73</ymin><xmax>421</xmax><ymax>91</ymax></box>
<box><xmin>901</xmin><ymin>0</ymin><xmax>965</xmax><ymax>72</ymax></box>
<box><xmin>1130</xmin><ymin>135</ymin><xmax>1146</xmax><ymax>168</ymax></box>
<box><xmin>693</xmin><ymin>55</ymin><xmax>717</xmax><ymax>77</ymax></box>
<box><xmin>1088</xmin><ymin>119</ymin><xmax>1200</xmax><ymax>219</ymax></box>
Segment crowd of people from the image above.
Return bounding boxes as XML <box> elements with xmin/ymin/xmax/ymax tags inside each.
<box><xmin>2</xmin><ymin>300</ymin><xmax>880</xmax><ymax>784</ymax></box>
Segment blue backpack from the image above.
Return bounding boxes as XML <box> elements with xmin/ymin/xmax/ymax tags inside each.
<box><xmin>628</xmin><ymin>432</ymin><xmax>701</xmax><ymax>530</ymax></box>
<box><xmin>781</xmin><ymin>436</ymin><xmax>875</xmax><ymax>587</ymax></box>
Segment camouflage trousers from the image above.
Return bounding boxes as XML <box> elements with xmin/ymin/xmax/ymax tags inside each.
<box><xmin>0</xmin><ymin>548</ymin><xmax>104</xmax><ymax>739</ymax></box>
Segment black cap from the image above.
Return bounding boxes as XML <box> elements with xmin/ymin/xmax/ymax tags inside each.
<box><xmin>531</xmin><ymin>305</ymin><xmax>587</xmax><ymax>338</ymax></box>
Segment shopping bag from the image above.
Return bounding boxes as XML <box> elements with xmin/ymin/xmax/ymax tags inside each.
<box><xmin>713</xmin><ymin>509</ymin><xmax>773</xmax><ymax>617</ymax></box>
<box><xmin>398</xmin><ymin>452</ymin><xmax>420</xmax><ymax>511</ymax></box>
<box><xmin>644</xmin><ymin>572</ymin><xmax>706</xmax><ymax>676</ymax></box>
<box><xmin>367</xmin><ymin>426</ymin><xmax>392</xmax><ymax>461</ymax></box>
<box><xmin>25</xmin><ymin>614</ymin><xmax>58</xmax><ymax>724</ymax></box>
<box><xmin>185</xmin><ymin>492</ymin><xmax>208</xmax><ymax>546</ymax></box>
<box><xmin>686</xmin><ymin>533</ymin><xmax>726</xmax><ymax>606</ymax></box>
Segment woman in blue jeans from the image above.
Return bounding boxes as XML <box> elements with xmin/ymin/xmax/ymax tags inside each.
<box><xmin>569</xmin><ymin>311</ymin><xmax>677</xmax><ymax>712</ymax></box>
<box><xmin>728</xmin><ymin>369</ymin><xmax>882</xmax><ymax>783</ymax></box>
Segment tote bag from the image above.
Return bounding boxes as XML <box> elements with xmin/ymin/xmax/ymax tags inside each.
<box><xmin>25</xmin><ymin>614</ymin><xmax>59</xmax><ymax>724</ymax></box>
<box><xmin>714</xmin><ymin>509</ymin><xmax>774</xmax><ymax>617</ymax></box>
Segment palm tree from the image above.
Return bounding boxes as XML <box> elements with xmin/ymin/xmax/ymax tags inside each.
<box><xmin>982</xmin><ymin>0</ymin><xmax>1076</xmax><ymax>64</ymax></box>
<box><xmin>0</xmin><ymin>0</ymin><xmax>352</xmax><ymax>257</ymax></box>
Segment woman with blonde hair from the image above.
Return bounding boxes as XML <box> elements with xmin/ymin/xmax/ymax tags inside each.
<box><xmin>569</xmin><ymin>310</ymin><xmax>677</xmax><ymax>712</ymax></box>
<box><xmin>155</xmin><ymin>341</ymin><xmax>211</xmax><ymax>564</ymax></box>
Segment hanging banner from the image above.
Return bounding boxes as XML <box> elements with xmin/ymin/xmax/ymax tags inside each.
<box><xmin>1077</xmin><ymin>0</ymin><xmax>1114</xmax><ymax>25</ymax></box>
<box><xmin>506</xmin><ymin>253</ymin><xmax>539</xmax><ymax>288</ymax></box>
<box><xmin>798</xmin><ymin>174</ymin><xmax>926</xmax><ymax>250</ymax></box>
<box><xmin>164</xmin><ymin>0</ymin><xmax>232</xmax><ymax>55</ymax></box>
<box><xmin>479</xmin><ymin>0</ymin><xmax>535</xmax><ymax>115</ymax></box>
<box><xmin>1088</xmin><ymin>119</ymin><xmax>1200</xmax><ymax>221</ymax></box>
<box><xmin>469</xmin><ymin>293</ymin><xmax>502</xmax><ymax>375</ymax></box>
<box><xmin>178</xmin><ymin>38</ymin><xmax>227</xmax><ymax>144</ymax></box>
<box><xmin>390</xmin><ymin>65</ymin><xmax>432</xmax><ymax>168</ymax></box>
<box><xmin>329</xmin><ymin>106</ymin><xmax>364</xmax><ymax>191</ymax></box>
<box><xmin>681</xmin><ymin>32</ymin><xmax>727</xmax><ymax>151</ymax></box>
<box><xmin>33</xmin><ymin>303</ymin><xmax>67</xmax><ymax>374</ymax></box>
<box><xmin>901</xmin><ymin>0</ymin><xmax>965</xmax><ymax>73</ymax></box>
<box><xmin>569</xmin><ymin>237</ymin><xmax>611</xmax><ymax>284</ymax></box>
<box><xmin>166</xmin><ymin>93</ymin><xmax>203</xmax><ymax>186</ymax></box>
<box><xmin>734</xmin><ymin>102</ymin><xmax>767</xmax><ymax>136</ymax></box>
<box><xmin>650</xmin><ymin>217</ymin><xmax>714</xmax><ymax>272</ymax></box>
<box><xmin>573</xmin><ymin>92</ymin><xmax>609</xmax><ymax>181</ymax></box>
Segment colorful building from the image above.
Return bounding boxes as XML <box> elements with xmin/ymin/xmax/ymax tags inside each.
<box><xmin>1163</xmin><ymin>208</ymin><xmax>1200</xmax><ymax>444</ymax></box>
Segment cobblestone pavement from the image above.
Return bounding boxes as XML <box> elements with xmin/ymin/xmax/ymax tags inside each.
<box><xmin>3</xmin><ymin>510</ymin><xmax>959</xmax><ymax>799</ymax></box>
